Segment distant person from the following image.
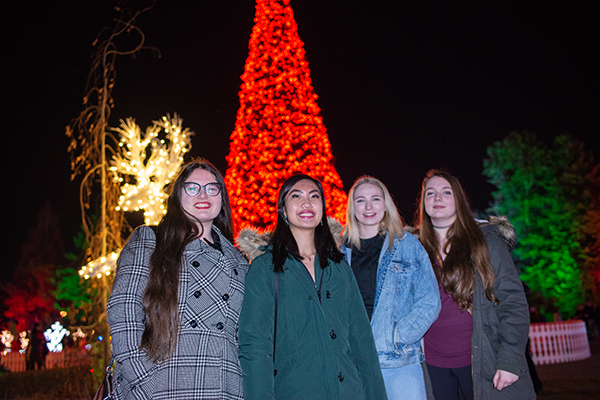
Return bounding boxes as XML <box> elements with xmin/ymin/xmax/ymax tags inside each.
<box><xmin>108</xmin><ymin>159</ymin><xmax>249</xmax><ymax>399</ymax></box>
<box><xmin>340</xmin><ymin>176</ymin><xmax>440</xmax><ymax>399</ymax></box>
<box><xmin>583</xmin><ymin>302</ymin><xmax>598</xmax><ymax>339</ymax></box>
<box><xmin>416</xmin><ymin>170</ymin><xmax>535</xmax><ymax>400</ymax></box>
<box><xmin>28</xmin><ymin>323</ymin><xmax>47</xmax><ymax>370</ymax></box>
<box><xmin>238</xmin><ymin>174</ymin><xmax>387</xmax><ymax>400</ymax></box>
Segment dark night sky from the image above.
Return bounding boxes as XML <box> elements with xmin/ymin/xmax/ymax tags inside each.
<box><xmin>1</xmin><ymin>1</ymin><xmax>599</xmax><ymax>280</ymax></box>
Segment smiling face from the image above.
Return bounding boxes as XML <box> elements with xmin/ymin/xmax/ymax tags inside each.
<box><xmin>424</xmin><ymin>176</ymin><xmax>457</xmax><ymax>226</ymax></box>
<box><xmin>180</xmin><ymin>168</ymin><xmax>222</xmax><ymax>236</ymax></box>
<box><xmin>283</xmin><ymin>179</ymin><xmax>324</xmax><ymax>233</ymax></box>
<box><xmin>352</xmin><ymin>183</ymin><xmax>385</xmax><ymax>238</ymax></box>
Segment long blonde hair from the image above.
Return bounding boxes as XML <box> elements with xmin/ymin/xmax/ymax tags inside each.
<box><xmin>416</xmin><ymin>170</ymin><xmax>497</xmax><ymax>309</ymax></box>
<box><xmin>346</xmin><ymin>176</ymin><xmax>404</xmax><ymax>251</ymax></box>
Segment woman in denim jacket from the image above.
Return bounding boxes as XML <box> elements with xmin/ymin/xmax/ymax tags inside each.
<box><xmin>341</xmin><ymin>176</ymin><xmax>441</xmax><ymax>399</ymax></box>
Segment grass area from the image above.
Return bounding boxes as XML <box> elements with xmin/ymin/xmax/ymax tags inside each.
<box><xmin>0</xmin><ymin>366</ymin><xmax>95</xmax><ymax>400</ymax></box>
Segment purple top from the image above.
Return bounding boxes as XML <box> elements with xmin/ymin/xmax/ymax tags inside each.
<box><xmin>424</xmin><ymin>278</ymin><xmax>473</xmax><ymax>368</ymax></box>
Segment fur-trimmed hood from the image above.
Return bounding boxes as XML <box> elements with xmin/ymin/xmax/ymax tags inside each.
<box><xmin>477</xmin><ymin>216</ymin><xmax>517</xmax><ymax>251</ymax></box>
<box><xmin>236</xmin><ymin>217</ymin><xmax>345</xmax><ymax>261</ymax></box>
<box><xmin>406</xmin><ymin>216</ymin><xmax>517</xmax><ymax>251</ymax></box>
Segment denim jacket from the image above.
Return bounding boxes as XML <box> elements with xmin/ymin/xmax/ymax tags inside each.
<box><xmin>342</xmin><ymin>232</ymin><xmax>441</xmax><ymax>368</ymax></box>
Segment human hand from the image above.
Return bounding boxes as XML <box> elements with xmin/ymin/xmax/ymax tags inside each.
<box><xmin>493</xmin><ymin>369</ymin><xmax>519</xmax><ymax>391</ymax></box>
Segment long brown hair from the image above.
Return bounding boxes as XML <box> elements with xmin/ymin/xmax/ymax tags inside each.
<box><xmin>416</xmin><ymin>169</ymin><xmax>497</xmax><ymax>309</ymax></box>
<box><xmin>140</xmin><ymin>158</ymin><xmax>233</xmax><ymax>361</ymax></box>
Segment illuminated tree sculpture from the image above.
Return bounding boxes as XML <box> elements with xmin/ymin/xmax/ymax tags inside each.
<box><xmin>484</xmin><ymin>132</ymin><xmax>600</xmax><ymax>315</ymax></box>
<box><xmin>111</xmin><ymin>114</ymin><xmax>193</xmax><ymax>225</ymax></box>
<box><xmin>225</xmin><ymin>0</ymin><xmax>347</xmax><ymax>233</ymax></box>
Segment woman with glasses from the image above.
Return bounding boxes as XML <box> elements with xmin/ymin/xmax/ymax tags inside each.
<box><xmin>341</xmin><ymin>176</ymin><xmax>440</xmax><ymax>399</ymax></box>
<box><xmin>108</xmin><ymin>159</ymin><xmax>249</xmax><ymax>400</ymax></box>
<box><xmin>237</xmin><ymin>174</ymin><xmax>387</xmax><ymax>400</ymax></box>
<box><xmin>416</xmin><ymin>170</ymin><xmax>535</xmax><ymax>400</ymax></box>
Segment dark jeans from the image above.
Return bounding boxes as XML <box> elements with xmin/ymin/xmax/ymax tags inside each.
<box><xmin>426</xmin><ymin>363</ymin><xmax>473</xmax><ymax>400</ymax></box>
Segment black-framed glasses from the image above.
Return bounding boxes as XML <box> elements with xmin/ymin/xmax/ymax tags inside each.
<box><xmin>183</xmin><ymin>182</ymin><xmax>222</xmax><ymax>197</ymax></box>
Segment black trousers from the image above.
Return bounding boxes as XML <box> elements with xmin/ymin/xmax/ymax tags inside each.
<box><xmin>426</xmin><ymin>363</ymin><xmax>474</xmax><ymax>400</ymax></box>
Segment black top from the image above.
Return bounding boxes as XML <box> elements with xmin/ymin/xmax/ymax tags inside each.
<box><xmin>204</xmin><ymin>228</ymin><xmax>223</xmax><ymax>253</ymax></box>
<box><xmin>350</xmin><ymin>234</ymin><xmax>386</xmax><ymax>319</ymax></box>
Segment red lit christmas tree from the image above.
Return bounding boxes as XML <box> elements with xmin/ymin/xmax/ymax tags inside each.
<box><xmin>225</xmin><ymin>0</ymin><xmax>347</xmax><ymax>233</ymax></box>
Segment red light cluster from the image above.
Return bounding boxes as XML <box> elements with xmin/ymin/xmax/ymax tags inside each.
<box><xmin>226</xmin><ymin>0</ymin><xmax>347</xmax><ymax>234</ymax></box>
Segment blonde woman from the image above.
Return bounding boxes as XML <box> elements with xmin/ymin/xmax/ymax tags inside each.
<box><xmin>341</xmin><ymin>176</ymin><xmax>440</xmax><ymax>399</ymax></box>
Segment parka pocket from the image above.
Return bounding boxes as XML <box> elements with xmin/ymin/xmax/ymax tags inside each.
<box><xmin>481</xmin><ymin>324</ymin><xmax>501</xmax><ymax>380</ymax></box>
<box><xmin>483</xmin><ymin>324</ymin><xmax>500</xmax><ymax>354</ymax></box>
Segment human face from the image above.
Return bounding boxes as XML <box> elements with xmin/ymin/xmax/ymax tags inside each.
<box><xmin>424</xmin><ymin>176</ymin><xmax>457</xmax><ymax>226</ymax></box>
<box><xmin>353</xmin><ymin>183</ymin><xmax>385</xmax><ymax>238</ymax></box>
<box><xmin>283</xmin><ymin>179</ymin><xmax>324</xmax><ymax>232</ymax></box>
<box><xmin>181</xmin><ymin>168</ymin><xmax>222</xmax><ymax>236</ymax></box>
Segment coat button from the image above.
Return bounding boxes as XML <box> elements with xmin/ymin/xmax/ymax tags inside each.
<box><xmin>338</xmin><ymin>373</ymin><xmax>344</xmax><ymax>382</ymax></box>
<box><xmin>192</xmin><ymin>261</ymin><xmax>200</xmax><ymax>267</ymax></box>
<box><xmin>308</xmin><ymin>296</ymin><xmax>313</xmax><ymax>300</ymax></box>
<box><xmin>330</xmin><ymin>330</ymin><xmax>336</xmax><ymax>339</ymax></box>
<box><xmin>190</xmin><ymin>320</ymin><xmax>198</xmax><ymax>328</ymax></box>
<box><xmin>222</xmin><ymin>294</ymin><xmax>230</xmax><ymax>301</ymax></box>
<box><xmin>194</xmin><ymin>290</ymin><xmax>201</xmax><ymax>298</ymax></box>
<box><xmin>326</xmin><ymin>291</ymin><xmax>331</xmax><ymax>299</ymax></box>
<box><xmin>234</xmin><ymin>268</ymin><xmax>238</xmax><ymax>275</ymax></box>
<box><xmin>216</xmin><ymin>322</ymin><xmax>224</xmax><ymax>330</ymax></box>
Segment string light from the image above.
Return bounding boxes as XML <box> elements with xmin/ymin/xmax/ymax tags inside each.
<box><xmin>79</xmin><ymin>251</ymin><xmax>119</xmax><ymax>279</ymax></box>
<box><xmin>225</xmin><ymin>0</ymin><xmax>347</xmax><ymax>234</ymax></box>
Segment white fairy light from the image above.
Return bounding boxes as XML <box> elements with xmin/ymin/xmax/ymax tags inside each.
<box><xmin>44</xmin><ymin>321</ymin><xmax>70</xmax><ymax>353</ymax></box>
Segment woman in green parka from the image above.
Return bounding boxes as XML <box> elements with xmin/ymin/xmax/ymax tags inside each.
<box><xmin>238</xmin><ymin>174</ymin><xmax>387</xmax><ymax>400</ymax></box>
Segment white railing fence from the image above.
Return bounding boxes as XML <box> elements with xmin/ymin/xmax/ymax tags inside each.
<box><xmin>529</xmin><ymin>320</ymin><xmax>591</xmax><ymax>365</ymax></box>
<box><xmin>1</xmin><ymin>347</ymin><xmax>89</xmax><ymax>372</ymax></box>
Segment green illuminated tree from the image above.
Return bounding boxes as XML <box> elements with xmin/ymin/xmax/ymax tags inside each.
<box><xmin>484</xmin><ymin>131</ymin><xmax>600</xmax><ymax>315</ymax></box>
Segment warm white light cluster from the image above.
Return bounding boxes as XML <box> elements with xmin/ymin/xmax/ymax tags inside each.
<box><xmin>44</xmin><ymin>321</ymin><xmax>70</xmax><ymax>353</ymax></box>
<box><xmin>19</xmin><ymin>331</ymin><xmax>28</xmax><ymax>354</ymax></box>
<box><xmin>110</xmin><ymin>113</ymin><xmax>193</xmax><ymax>225</ymax></box>
<box><xmin>1</xmin><ymin>330</ymin><xmax>14</xmax><ymax>354</ymax></box>
<box><xmin>78</xmin><ymin>251</ymin><xmax>119</xmax><ymax>279</ymax></box>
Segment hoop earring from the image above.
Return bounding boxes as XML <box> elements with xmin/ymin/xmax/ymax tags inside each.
<box><xmin>283</xmin><ymin>214</ymin><xmax>289</xmax><ymax>226</ymax></box>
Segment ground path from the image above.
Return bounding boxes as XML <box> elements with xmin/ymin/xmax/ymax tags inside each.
<box><xmin>536</xmin><ymin>339</ymin><xmax>600</xmax><ymax>399</ymax></box>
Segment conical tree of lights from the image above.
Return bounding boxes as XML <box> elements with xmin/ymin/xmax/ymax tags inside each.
<box><xmin>226</xmin><ymin>0</ymin><xmax>347</xmax><ymax>234</ymax></box>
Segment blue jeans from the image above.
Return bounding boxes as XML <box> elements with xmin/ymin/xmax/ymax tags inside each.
<box><xmin>381</xmin><ymin>363</ymin><xmax>427</xmax><ymax>400</ymax></box>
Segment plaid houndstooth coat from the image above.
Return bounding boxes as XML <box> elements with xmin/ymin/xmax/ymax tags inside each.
<box><xmin>107</xmin><ymin>225</ymin><xmax>249</xmax><ymax>399</ymax></box>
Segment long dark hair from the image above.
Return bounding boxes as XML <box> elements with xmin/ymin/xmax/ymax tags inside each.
<box><xmin>416</xmin><ymin>169</ymin><xmax>497</xmax><ymax>310</ymax></box>
<box><xmin>140</xmin><ymin>158</ymin><xmax>233</xmax><ymax>361</ymax></box>
<box><xmin>270</xmin><ymin>174</ymin><xmax>344</xmax><ymax>273</ymax></box>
